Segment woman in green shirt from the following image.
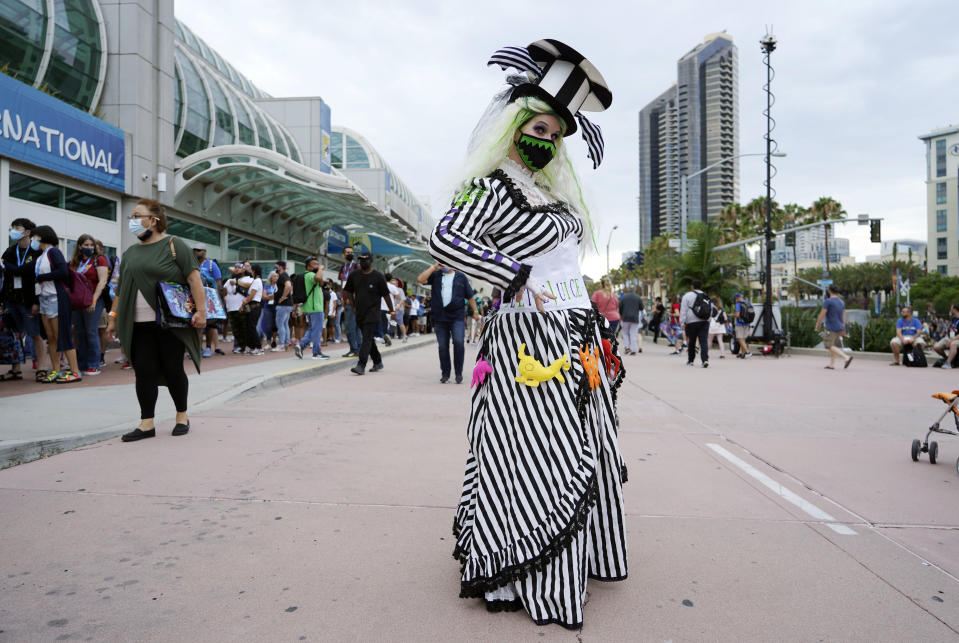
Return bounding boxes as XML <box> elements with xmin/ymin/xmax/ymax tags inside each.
<box><xmin>106</xmin><ymin>199</ymin><xmax>206</xmax><ymax>442</ymax></box>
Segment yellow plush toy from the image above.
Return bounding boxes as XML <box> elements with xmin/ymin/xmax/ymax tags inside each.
<box><xmin>514</xmin><ymin>343</ymin><xmax>571</xmax><ymax>387</ymax></box>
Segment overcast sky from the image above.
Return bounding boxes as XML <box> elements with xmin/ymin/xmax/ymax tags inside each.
<box><xmin>177</xmin><ymin>0</ymin><xmax>958</xmax><ymax>278</ymax></box>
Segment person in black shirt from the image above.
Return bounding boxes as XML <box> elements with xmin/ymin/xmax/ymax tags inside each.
<box><xmin>272</xmin><ymin>261</ymin><xmax>293</xmax><ymax>351</ymax></box>
<box><xmin>649</xmin><ymin>296</ymin><xmax>665</xmax><ymax>344</ymax></box>
<box><xmin>2</xmin><ymin>217</ymin><xmax>46</xmax><ymax>379</ymax></box>
<box><xmin>343</xmin><ymin>252</ymin><xmax>394</xmax><ymax>374</ymax></box>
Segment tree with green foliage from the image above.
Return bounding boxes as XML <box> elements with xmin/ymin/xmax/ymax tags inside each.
<box><xmin>674</xmin><ymin>222</ymin><xmax>750</xmax><ymax>302</ymax></box>
<box><xmin>808</xmin><ymin>197</ymin><xmax>847</xmax><ymax>272</ymax></box>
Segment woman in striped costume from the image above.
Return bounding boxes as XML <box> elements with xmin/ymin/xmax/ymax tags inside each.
<box><xmin>430</xmin><ymin>40</ymin><xmax>627</xmax><ymax>629</ymax></box>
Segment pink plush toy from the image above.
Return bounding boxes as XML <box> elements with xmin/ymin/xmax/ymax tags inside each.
<box><xmin>471</xmin><ymin>355</ymin><xmax>494</xmax><ymax>388</ymax></box>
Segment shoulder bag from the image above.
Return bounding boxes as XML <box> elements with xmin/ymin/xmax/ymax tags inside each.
<box><xmin>155</xmin><ymin>238</ymin><xmax>227</xmax><ymax>329</ymax></box>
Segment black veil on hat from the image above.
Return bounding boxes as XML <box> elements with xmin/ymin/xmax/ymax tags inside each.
<box><xmin>488</xmin><ymin>39</ymin><xmax>612</xmax><ymax>169</ymax></box>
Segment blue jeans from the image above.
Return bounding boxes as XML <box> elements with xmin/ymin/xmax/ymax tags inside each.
<box><xmin>258</xmin><ymin>305</ymin><xmax>276</xmax><ymax>340</ymax></box>
<box><xmin>333</xmin><ymin>308</ymin><xmax>343</xmax><ymax>343</ymax></box>
<box><xmin>72</xmin><ymin>300</ymin><xmax>103</xmax><ymax>370</ymax></box>
<box><xmin>433</xmin><ymin>318</ymin><xmax>465</xmax><ymax>378</ymax></box>
<box><xmin>275</xmin><ymin>305</ymin><xmax>292</xmax><ymax>347</ymax></box>
<box><xmin>307</xmin><ymin>312</ymin><xmax>325</xmax><ymax>356</ymax></box>
<box><xmin>343</xmin><ymin>303</ymin><xmax>360</xmax><ymax>352</ymax></box>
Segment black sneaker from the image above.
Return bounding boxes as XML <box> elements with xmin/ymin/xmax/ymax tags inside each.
<box><xmin>350</xmin><ymin>365</ymin><xmax>365</xmax><ymax>375</ymax></box>
<box><xmin>172</xmin><ymin>421</ymin><xmax>190</xmax><ymax>436</ymax></box>
<box><xmin>440</xmin><ymin>375</ymin><xmax>450</xmax><ymax>383</ymax></box>
<box><xmin>294</xmin><ymin>344</ymin><xmax>303</xmax><ymax>359</ymax></box>
<box><xmin>121</xmin><ymin>428</ymin><xmax>155</xmax><ymax>442</ymax></box>
<box><xmin>455</xmin><ymin>374</ymin><xmax>463</xmax><ymax>384</ymax></box>
<box><xmin>370</xmin><ymin>363</ymin><xmax>384</xmax><ymax>372</ymax></box>
<box><xmin>686</xmin><ymin>361</ymin><xmax>694</xmax><ymax>367</ymax></box>
<box><xmin>702</xmin><ymin>361</ymin><xmax>709</xmax><ymax>368</ymax></box>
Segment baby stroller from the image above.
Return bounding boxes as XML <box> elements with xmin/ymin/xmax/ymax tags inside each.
<box><xmin>910</xmin><ymin>390</ymin><xmax>959</xmax><ymax>476</ymax></box>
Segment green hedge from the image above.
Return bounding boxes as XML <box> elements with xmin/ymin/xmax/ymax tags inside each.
<box><xmin>781</xmin><ymin>308</ymin><xmax>820</xmax><ymax>347</ymax></box>
<box><xmin>783</xmin><ymin>308</ymin><xmax>897</xmax><ymax>352</ymax></box>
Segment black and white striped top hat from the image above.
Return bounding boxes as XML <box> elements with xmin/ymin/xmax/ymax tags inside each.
<box><xmin>489</xmin><ymin>39</ymin><xmax>612</xmax><ymax>168</ymax></box>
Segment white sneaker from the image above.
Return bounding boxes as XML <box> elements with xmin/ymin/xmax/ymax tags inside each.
<box><xmin>271</xmin><ymin>346</ymin><xmax>287</xmax><ymax>352</ymax></box>
<box><xmin>943</xmin><ymin>363</ymin><xmax>953</xmax><ymax>369</ymax></box>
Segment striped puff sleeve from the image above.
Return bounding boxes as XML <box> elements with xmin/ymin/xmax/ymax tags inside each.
<box><xmin>429</xmin><ymin>177</ymin><xmax>530</xmax><ymax>297</ymax></box>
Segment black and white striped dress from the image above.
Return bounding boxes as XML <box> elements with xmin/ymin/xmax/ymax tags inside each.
<box><xmin>430</xmin><ymin>160</ymin><xmax>628</xmax><ymax>629</ymax></box>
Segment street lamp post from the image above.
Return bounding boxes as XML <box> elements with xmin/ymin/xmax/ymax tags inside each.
<box><xmin>606</xmin><ymin>225</ymin><xmax>618</xmax><ymax>281</ymax></box>
<box><xmin>761</xmin><ymin>32</ymin><xmax>777</xmax><ymax>340</ymax></box>
<box><xmin>679</xmin><ymin>152</ymin><xmax>783</xmax><ymax>253</ymax></box>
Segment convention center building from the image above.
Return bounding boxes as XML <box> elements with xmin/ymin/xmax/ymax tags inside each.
<box><xmin>0</xmin><ymin>0</ymin><xmax>433</xmax><ymax>280</ymax></box>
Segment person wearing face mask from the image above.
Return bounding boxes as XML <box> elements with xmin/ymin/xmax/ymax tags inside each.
<box><xmin>343</xmin><ymin>251</ymin><xmax>393</xmax><ymax>374</ymax></box>
<box><xmin>31</xmin><ymin>225</ymin><xmax>81</xmax><ymax>383</ymax></box>
<box><xmin>106</xmin><ymin>198</ymin><xmax>206</xmax><ymax>442</ymax></box>
<box><xmin>68</xmin><ymin>233</ymin><xmax>110</xmax><ymax>376</ymax></box>
<box><xmin>1</xmin><ymin>218</ymin><xmax>47</xmax><ymax>380</ymax></box>
<box><xmin>428</xmin><ymin>40</ymin><xmax>625</xmax><ymax>628</ymax></box>
<box><xmin>337</xmin><ymin>245</ymin><xmax>362</xmax><ymax>357</ymax></box>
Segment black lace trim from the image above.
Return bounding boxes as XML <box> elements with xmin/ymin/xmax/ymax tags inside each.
<box><xmin>487</xmin><ymin>169</ymin><xmax>573</xmax><ymax>216</ymax></box>
<box><xmin>591</xmin><ymin>302</ymin><xmax>629</xmax><ymax>482</ymax></box>
<box><xmin>455</xmin><ymin>478</ymin><xmax>598</xmax><ymax>598</ymax></box>
<box><xmin>502</xmin><ymin>262</ymin><xmax>531</xmax><ymax>303</ymax></box>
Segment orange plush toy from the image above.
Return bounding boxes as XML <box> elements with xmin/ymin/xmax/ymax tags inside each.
<box><xmin>578</xmin><ymin>346</ymin><xmax>602</xmax><ymax>390</ymax></box>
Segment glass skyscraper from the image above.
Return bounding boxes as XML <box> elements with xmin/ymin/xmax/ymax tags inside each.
<box><xmin>638</xmin><ymin>33</ymin><xmax>739</xmax><ymax>248</ymax></box>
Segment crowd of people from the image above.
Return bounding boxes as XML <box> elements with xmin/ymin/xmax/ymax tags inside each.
<box><xmin>0</xmin><ymin>217</ymin><xmax>504</xmax><ymax>386</ymax></box>
<box><xmin>1</xmin><ymin>217</ymin><xmax>120</xmax><ymax>383</ymax></box>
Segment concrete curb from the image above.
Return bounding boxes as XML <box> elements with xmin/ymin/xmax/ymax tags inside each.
<box><xmin>786</xmin><ymin>346</ymin><xmax>933</xmax><ymax>362</ymax></box>
<box><xmin>0</xmin><ymin>338</ymin><xmax>434</xmax><ymax>470</ymax></box>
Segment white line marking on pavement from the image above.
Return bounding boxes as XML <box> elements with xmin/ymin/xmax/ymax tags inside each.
<box><xmin>706</xmin><ymin>443</ymin><xmax>857</xmax><ymax>536</ymax></box>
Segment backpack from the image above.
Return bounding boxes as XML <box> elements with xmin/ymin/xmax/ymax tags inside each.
<box><xmin>691</xmin><ymin>291</ymin><xmax>712</xmax><ymax>319</ymax></box>
<box><xmin>291</xmin><ymin>273</ymin><xmax>307</xmax><ymax>304</ymax></box>
<box><xmin>67</xmin><ymin>267</ymin><xmax>94</xmax><ymax>311</ymax></box>
<box><xmin>903</xmin><ymin>343</ymin><xmax>927</xmax><ymax>368</ymax></box>
<box><xmin>739</xmin><ymin>300</ymin><xmax>756</xmax><ymax>324</ymax></box>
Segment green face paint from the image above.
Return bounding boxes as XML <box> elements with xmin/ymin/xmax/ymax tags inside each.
<box><xmin>515</xmin><ymin>134</ymin><xmax>557</xmax><ymax>171</ymax></box>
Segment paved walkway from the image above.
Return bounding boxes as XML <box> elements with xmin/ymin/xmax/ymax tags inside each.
<box><xmin>0</xmin><ymin>337</ymin><xmax>957</xmax><ymax>641</ymax></box>
<box><xmin>0</xmin><ymin>335</ymin><xmax>434</xmax><ymax>468</ymax></box>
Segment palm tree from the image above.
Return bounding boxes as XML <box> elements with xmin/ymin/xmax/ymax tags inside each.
<box><xmin>808</xmin><ymin>197</ymin><xmax>847</xmax><ymax>272</ymax></box>
<box><xmin>782</xmin><ymin>203</ymin><xmax>808</xmax><ymax>304</ymax></box>
<box><xmin>675</xmin><ymin>222</ymin><xmax>750</xmax><ymax>300</ymax></box>
<box><xmin>638</xmin><ymin>234</ymin><xmax>680</xmax><ymax>297</ymax></box>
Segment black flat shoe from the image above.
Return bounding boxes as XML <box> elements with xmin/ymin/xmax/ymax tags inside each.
<box><xmin>440</xmin><ymin>376</ymin><xmax>449</xmax><ymax>384</ymax></box>
<box><xmin>351</xmin><ymin>365</ymin><xmax>365</xmax><ymax>375</ymax></box>
<box><xmin>172</xmin><ymin>421</ymin><xmax>190</xmax><ymax>436</ymax></box>
<box><xmin>455</xmin><ymin>375</ymin><xmax>463</xmax><ymax>384</ymax></box>
<box><xmin>370</xmin><ymin>363</ymin><xmax>384</xmax><ymax>372</ymax></box>
<box><xmin>121</xmin><ymin>428</ymin><xmax>156</xmax><ymax>442</ymax></box>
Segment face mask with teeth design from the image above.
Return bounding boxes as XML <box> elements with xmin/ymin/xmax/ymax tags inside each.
<box><xmin>515</xmin><ymin>134</ymin><xmax>556</xmax><ymax>171</ymax></box>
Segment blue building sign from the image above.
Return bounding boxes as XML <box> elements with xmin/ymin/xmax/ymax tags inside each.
<box><xmin>0</xmin><ymin>73</ymin><xmax>125</xmax><ymax>192</ymax></box>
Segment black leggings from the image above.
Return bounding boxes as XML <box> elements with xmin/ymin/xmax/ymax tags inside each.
<box><xmin>132</xmin><ymin>322</ymin><xmax>189</xmax><ymax>419</ymax></box>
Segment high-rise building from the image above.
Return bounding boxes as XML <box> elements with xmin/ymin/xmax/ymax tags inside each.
<box><xmin>638</xmin><ymin>33</ymin><xmax>739</xmax><ymax>248</ymax></box>
<box><xmin>918</xmin><ymin>126</ymin><xmax>959</xmax><ymax>275</ymax></box>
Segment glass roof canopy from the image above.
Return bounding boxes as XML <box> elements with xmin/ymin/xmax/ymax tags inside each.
<box><xmin>175</xmin><ymin>146</ymin><xmax>433</xmax><ymax>267</ymax></box>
